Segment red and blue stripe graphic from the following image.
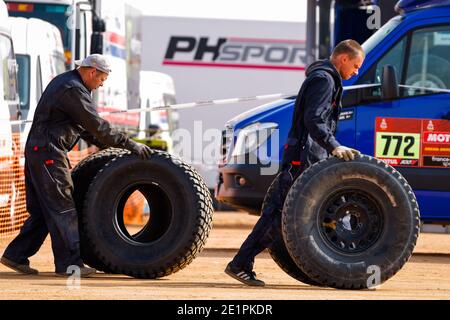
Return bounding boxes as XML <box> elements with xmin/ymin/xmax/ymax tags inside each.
<box><xmin>104</xmin><ymin>32</ymin><xmax>126</xmax><ymax>59</ymax></box>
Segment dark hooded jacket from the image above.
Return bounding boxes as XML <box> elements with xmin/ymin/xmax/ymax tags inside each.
<box><xmin>25</xmin><ymin>70</ymin><xmax>133</xmax><ymax>154</ymax></box>
<box><xmin>281</xmin><ymin>60</ymin><xmax>343</xmax><ymax>169</ymax></box>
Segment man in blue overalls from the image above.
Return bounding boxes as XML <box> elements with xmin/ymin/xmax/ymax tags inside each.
<box><xmin>1</xmin><ymin>54</ymin><xmax>152</xmax><ymax>277</ymax></box>
<box><xmin>225</xmin><ymin>40</ymin><xmax>365</xmax><ymax>286</ymax></box>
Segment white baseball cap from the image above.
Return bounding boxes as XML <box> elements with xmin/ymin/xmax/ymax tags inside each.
<box><xmin>75</xmin><ymin>54</ymin><xmax>112</xmax><ymax>74</ymax></box>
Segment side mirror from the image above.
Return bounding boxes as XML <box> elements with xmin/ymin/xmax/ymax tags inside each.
<box><xmin>90</xmin><ymin>15</ymin><xmax>105</xmax><ymax>54</ymax></box>
<box><xmin>381</xmin><ymin>65</ymin><xmax>399</xmax><ymax>100</ymax></box>
<box><xmin>90</xmin><ymin>33</ymin><xmax>103</xmax><ymax>54</ymax></box>
<box><xmin>93</xmin><ymin>16</ymin><xmax>106</xmax><ymax>33</ymax></box>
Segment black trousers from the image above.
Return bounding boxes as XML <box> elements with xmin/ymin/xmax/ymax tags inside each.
<box><xmin>3</xmin><ymin>146</ymin><xmax>83</xmax><ymax>273</ymax></box>
<box><xmin>231</xmin><ymin>164</ymin><xmax>303</xmax><ymax>272</ymax></box>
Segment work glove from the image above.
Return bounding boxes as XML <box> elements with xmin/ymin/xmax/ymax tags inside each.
<box><xmin>125</xmin><ymin>139</ymin><xmax>153</xmax><ymax>160</ymax></box>
<box><xmin>332</xmin><ymin>145</ymin><xmax>361</xmax><ymax>161</ymax></box>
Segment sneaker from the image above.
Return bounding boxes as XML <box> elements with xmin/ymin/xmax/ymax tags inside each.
<box><xmin>56</xmin><ymin>266</ymin><xmax>97</xmax><ymax>278</ymax></box>
<box><xmin>1</xmin><ymin>256</ymin><xmax>39</xmax><ymax>275</ymax></box>
<box><xmin>225</xmin><ymin>262</ymin><xmax>265</xmax><ymax>287</ymax></box>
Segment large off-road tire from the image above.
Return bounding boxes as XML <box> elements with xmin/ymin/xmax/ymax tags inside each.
<box><xmin>72</xmin><ymin>148</ymin><xmax>129</xmax><ymax>206</ymax></box>
<box><xmin>282</xmin><ymin>155</ymin><xmax>420</xmax><ymax>290</ymax></box>
<box><xmin>71</xmin><ymin>148</ymin><xmax>129</xmax><ymax>272</ymax></box>
<box><xmin>269</xmin><ymin>236</ymin><xmax>324</xmax><ymax>286</ymax></box>
<box><xmin>264</xmin><ymin>178</ymin><xmax>322</xmax><ymax>286</ymax></box>
<box><xmin>79</xmin><ymin>151</ymin><xmax>214</xmax><ymax>278</ymax></box>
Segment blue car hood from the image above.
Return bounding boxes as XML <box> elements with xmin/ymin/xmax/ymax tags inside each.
<box><xmin>226</xmin><ymin>98</ymin><xmax>295</xmax><ymax>128</ymax></box>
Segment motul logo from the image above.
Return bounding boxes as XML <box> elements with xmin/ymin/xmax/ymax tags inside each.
<box><xmin>163</xmin><ymin>36</ymin><xmax>306</xmax><ymax>71</ymax></box>
<box><xmin>424</xmin><ymin>132</ymin><xmax>450</xmax><ymax>143</ymax></box>
<box><xmin>381</xmin><ymin>158</ymin><xmax>399</xmax><ymax>165</ymax></box>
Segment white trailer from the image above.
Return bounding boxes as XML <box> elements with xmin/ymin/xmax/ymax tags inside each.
<box><xmin>140</xmin><ymin>16</ymin><xmax>307</xmax><ymax>188</ymax></box>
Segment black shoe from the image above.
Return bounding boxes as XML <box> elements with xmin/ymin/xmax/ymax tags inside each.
<box><xmin>56</xmin><ymin>266</ymin><xmax>96</xmax><ymax>278</ymax></box>
<box><xmin>1</xmin><ymin>256</ymin><xmax>39</xmax><ymax>275</ymax></box>
<box><xmin>225</xmin><ymin>262</ymin><xmax>265</xmax><ymax>287</ymax></box>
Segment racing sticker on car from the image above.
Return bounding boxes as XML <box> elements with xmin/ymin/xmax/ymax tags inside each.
<box><xmin>375</xmin><ymin>117</ymin><xmax>450</xmax><ymax>168</ymax></box>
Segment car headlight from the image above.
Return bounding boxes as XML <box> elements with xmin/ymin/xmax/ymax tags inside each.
<box><xmin>231</xmin><ymin>122</ymin><xmax>278</xmax><ymax>157</ymax></box>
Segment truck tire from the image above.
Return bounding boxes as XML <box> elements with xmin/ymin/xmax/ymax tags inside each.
<box><xmin>71</xmin><ymin>148</ymin><xmax>128</xmax><ymax>272</ymax></box>
<box><xmin>282</xmin><ymin>155</ymin><xmax>420</xmax><ymax>289</ymax></box>
<box><xmin>269</xmin><ymin>236</ymin><xmax>323</xmax><ymax>286</ymax></box>
<box><xmin>72</xmin><ymin>148</ymin><xmax>128</xmax><ymax>208</ymax></box>
<box><xmin>79</xmin><ymin>151</ymin><xmax>214</xmax><ymax>278</ymax></box>
<box><xmin>263</xmin><ymin>178</ymin><xmax>322</xmax><ymax>286</ymax></box>
<box><xmin>245</xmin><ymin>207</ymin><xmax>262</xmax><ymax>216</ymax></box>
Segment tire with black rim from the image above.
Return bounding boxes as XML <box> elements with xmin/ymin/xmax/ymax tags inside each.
<box><xmin>282</xmin><ymin>155</ymin><xmax>420</xmax><ymax>289</ymax></box>
<box><xmin>79</xmin><ymin>151</ymin><xmax>214</xmax><ymax>278</ymax></box>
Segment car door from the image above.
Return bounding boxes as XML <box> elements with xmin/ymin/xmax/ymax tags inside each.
<box><xmin>352</xmin><ymin>24</ymin><xmax>450</xmax><ymax>221</ymax></box>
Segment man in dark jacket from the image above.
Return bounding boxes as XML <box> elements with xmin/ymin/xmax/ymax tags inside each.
<box><xmin>1</xmin><ymin>54</ymin><xmax>152</xmax><ymax>277</ymax></box>
<box><xmin>225</xmin><ymin>40</ymin><xmax>365</xmax><ymax>286</ymax></box>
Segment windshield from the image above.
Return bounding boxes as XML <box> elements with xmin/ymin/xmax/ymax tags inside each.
<box><xmin>16</xmin><ymin>54</ymin><xmax>30</xmax><ymax>111</ymax></box>
<box><xmin>7</xmin><ymin>2</ymin><xmax>71</xmax><ymax>65</ymax></box>
<box><xmin>362</xmin><ymin>16</ymin><xmax>403</xmax><ymax>55</ymax></box>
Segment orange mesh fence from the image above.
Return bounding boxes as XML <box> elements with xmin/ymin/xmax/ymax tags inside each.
<box><xmin>123</xmin><ymin>191</ymin><xmax>147</xmax><ymax>226</ymax></box>
<box><xmin>67</xmin><ymin>144</ymin><xmax>99</xmax><ymax>169</ymax></box>
<box><xmin>0</xmin><ymin>132</ymin><xmax>27</xmax><ymax>237</ymax></box>
<box><xmin>0</xmin><ymin>133</ymin><xmax>145</xmax><ymax>238</ymax></box>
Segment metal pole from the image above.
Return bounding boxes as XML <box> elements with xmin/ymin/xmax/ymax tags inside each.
<box><xmin>306</xmin><ymin>0</ymin><xmax>317</xmax><ymax>66</ymax></box>
<box><xmin>318</xmin><ymin>0</ymin><xmax>332</xmax><ymax>59</ymax></box>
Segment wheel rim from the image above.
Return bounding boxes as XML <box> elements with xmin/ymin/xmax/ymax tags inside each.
<box><xmin>318</xmin><ymin>190</ymin><xmax>384</xmax><ymax>254</ymax></box>
<box><xmin>113</xmin><ymin>182</ymin><xmax>173</xmax><ymax>246</ymax></box>
<box><xmin>406</xmin><ymin>73</ymin><xmax>446</xmax><ymax>96</ymax></box>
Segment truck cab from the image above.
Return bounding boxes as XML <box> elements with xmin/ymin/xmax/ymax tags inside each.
<box><xmin>6</xmin><ymin>0</ymin><xmax>176</xmax><ymax>149</ymax></box>
<box><xmin>5</xmin><ymin>0</ymin><xmax>134</xmax><ymax>127</ymax></box>
<box><xmin>5</xmin><ymin>0</ymin><xmax>97</xmax><ymax>68</ymax></box>
<box><xmin>216</xmin><ymin>0</ymin><xmax>450</xmax><ymax>223</ymax></box>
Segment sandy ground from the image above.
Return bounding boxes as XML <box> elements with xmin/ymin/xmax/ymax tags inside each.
<box><xmin>0</xmin><ymin>212</ymin><xmax>449</xmax><ymax>300</ymax></box>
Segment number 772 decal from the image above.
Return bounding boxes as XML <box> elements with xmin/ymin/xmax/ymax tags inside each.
<box><xmin>375</xmin><ymin>117</ymin><xmax>450</xmax><ymax>168</ymax></box>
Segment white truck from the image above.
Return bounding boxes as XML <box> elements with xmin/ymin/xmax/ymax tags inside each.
<box><xmin>5</xmin><ymin>0</ymin><xmax>136</xmax><ymax>129</ymax></box>
<box><xmin>6</xmin><ymin>0</ymin><xmax>177</xmax><ymax>147</ymax></box>
<box><xmin>0</xmin><ymin>0</ymin><xmax>20</xmax><ymax>228</ymax></box>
